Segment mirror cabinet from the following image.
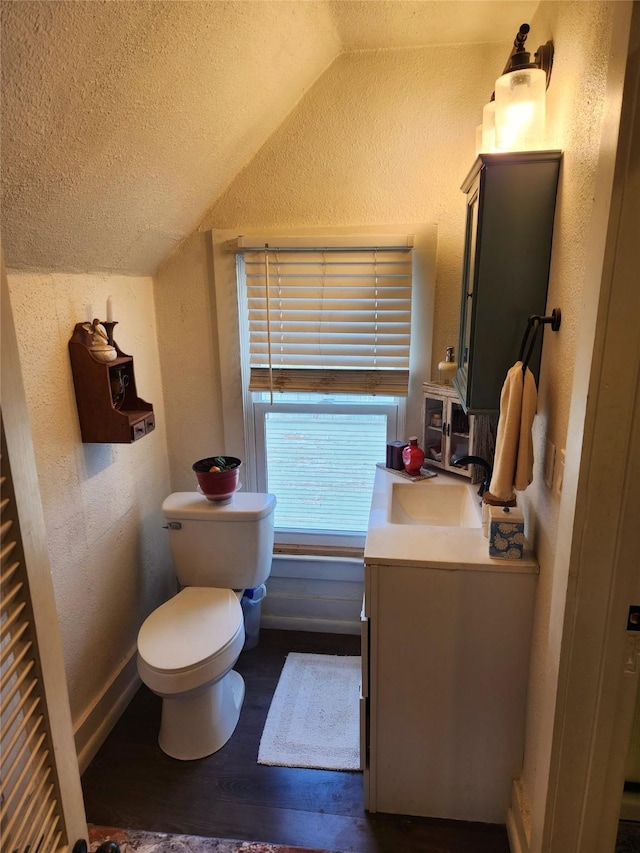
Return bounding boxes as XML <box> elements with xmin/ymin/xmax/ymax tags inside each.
<box><xmin>453</xmin><ymin>150</ymin><xmax>562</xmax><ymax>413</ymax></box>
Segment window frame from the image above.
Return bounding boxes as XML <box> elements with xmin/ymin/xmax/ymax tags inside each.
<box><xmin>211</xmin><ymin>224</ymin><xmax>436</xmax><ymax>549</ymax></box>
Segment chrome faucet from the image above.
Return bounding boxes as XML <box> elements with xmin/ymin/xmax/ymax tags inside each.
<box><xmin>451</xmin><ymin>455</ymin><xmax>493</xmax><ymax>498</ymax></box>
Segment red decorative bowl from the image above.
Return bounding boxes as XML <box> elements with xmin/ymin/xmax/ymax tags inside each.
<box><xmin>192</xmin><ymin>457</ymin><xmax>242</xmax><ymax>502</ymax></box>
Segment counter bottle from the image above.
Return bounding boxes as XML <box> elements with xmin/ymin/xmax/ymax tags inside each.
<box><xmin>402</xmin><ymin>437</ymin><xmax>425</xmax><ymax>476</ymax></box>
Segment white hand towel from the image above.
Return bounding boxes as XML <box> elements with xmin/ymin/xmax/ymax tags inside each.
<box><xmin>488</xmin><ymin>361</ymin><xmax>538</xmax><ymax>502</ymax></box>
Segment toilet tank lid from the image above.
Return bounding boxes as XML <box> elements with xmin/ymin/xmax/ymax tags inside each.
<box><xmin>163</xmin><ymin>491</ymin><xmax>276</xmax><ymax>521</ymax></box>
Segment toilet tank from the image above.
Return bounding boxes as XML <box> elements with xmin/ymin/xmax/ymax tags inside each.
<box><xmin>162</xmin><ymin>492</ymin><xmax>276</xmax><ymax>589</ymax></box>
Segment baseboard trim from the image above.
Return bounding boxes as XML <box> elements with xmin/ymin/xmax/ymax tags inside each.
<box><xmin>261</xmin><ymin>613</ymin><xmax>360</xmax><ymax>635</ymax></box>
<box><xmin>74</xmin><ymin>645</ymin><xmax>141</xmax><ymax>774</ymax></box>
<box><xmin>620</xmin><ymin>790</ymin><xmax>640</xmax><ymax>821</ymax></box>
<box><xmin>506</xmin><ymin>779</ymin><xmax>531</xmax><ymax>853</ymax></box>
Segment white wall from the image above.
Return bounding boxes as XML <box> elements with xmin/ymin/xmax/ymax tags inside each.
<box><xmin>154</xmin><ymin>231</ymin><xmax>226</xmax><ymax>491</ymax></box>
<box><xmin>6</xmin><ymin>272</ymin><xmax>174</xmax><ymax>768</ymax></box>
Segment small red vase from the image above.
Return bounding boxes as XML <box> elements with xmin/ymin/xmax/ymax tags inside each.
<box><xmin>402</xmin><ymin>437</ymin><xmax>425</xmax><ymax>476</ymax></box>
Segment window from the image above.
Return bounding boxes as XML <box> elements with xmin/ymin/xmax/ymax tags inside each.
<box><xmin>236</xmin><ymin>236</ymin><xmax>415</xmax><ymax>548</ymax></box>
<box><xmin>252</xmin><ymin>392</ymin><xmax>400</xmax><ymax>547</ymax></box>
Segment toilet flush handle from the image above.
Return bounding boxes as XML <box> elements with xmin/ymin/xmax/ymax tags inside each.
<box><xmin>162</xmin><ymin>522</ymin><xmax>182</xmax><ymax>530</ymax></box>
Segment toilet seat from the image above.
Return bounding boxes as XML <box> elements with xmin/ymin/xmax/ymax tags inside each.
<box><xmin>137</xmin><ymin>587</ymin><xmax>244</xmax><ymax>696</ymax></box>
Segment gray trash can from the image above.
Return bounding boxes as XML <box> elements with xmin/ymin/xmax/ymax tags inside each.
<box><xmin>241</xmin><ymin>583</ymin><xmax>266</xmax><ymax>650</ymax></box>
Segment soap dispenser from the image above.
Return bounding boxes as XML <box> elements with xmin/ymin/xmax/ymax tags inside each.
<box><xmin>438</xmin><ymin>346</ymin><xmax>457</xmax><ymax>385</ymax></box>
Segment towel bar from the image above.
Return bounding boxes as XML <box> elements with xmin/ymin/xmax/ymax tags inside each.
<box><xmin>519</xmin><ymin>308</ymin><xmax>561</xmax><ymax>372</ymax></box>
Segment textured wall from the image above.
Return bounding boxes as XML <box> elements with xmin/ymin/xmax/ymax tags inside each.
<box><xmin>517</xmin><ymin>0</ymin><xmax>620</xmax><ymax>841</ymax></box>
<box><xmin>154</xmin><ymin>230</ymin><xmax>226</xmax><ymax>491</ymax></box>
<box><xmin>6</xmin><ymin>273</ymin><xmax>174</xmax><ymax>727</ymax></box>
<box><xmin>327</xmin><ymin>0</ymin><xmax>540</xmax><ymax>49</ymax></box>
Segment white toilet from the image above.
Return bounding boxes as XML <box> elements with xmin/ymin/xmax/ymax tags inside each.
<box><xmin>136</xmin><ymin>490</ymin><xmax>276</xmax><ymax>760</ymax></box>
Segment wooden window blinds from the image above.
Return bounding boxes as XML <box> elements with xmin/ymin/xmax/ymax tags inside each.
<box><xmin>240</xmin><ymin>241</ymin><xmax>413</xmax><ymax>396</ymax></box>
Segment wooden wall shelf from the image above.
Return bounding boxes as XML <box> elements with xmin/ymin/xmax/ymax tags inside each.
<box><xmin>68</xmin><ymin>323</ymin><xmax>155</xmax><ymax>444</ymax></box>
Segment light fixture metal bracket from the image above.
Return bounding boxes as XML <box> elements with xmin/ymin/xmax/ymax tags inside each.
<box><xmin>534</xmin><ymin>40</ymin><xmax>555</xmax><ymax>88</ymax></box>
<box><xmin>499</xmin><ymin>24</ymin><xmax>554</xmax><ymax>89</ymax></box>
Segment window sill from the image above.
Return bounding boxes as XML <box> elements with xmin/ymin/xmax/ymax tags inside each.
<box><xmin>273</xmin><ymin>543</ymin><xmax>364</xmax><ymax>559</ymax></box>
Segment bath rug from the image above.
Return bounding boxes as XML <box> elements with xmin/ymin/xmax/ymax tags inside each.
<box><xmin>258</xmin><ymin>652</ymin><xmax>361</xmax><ymax>771</ymax></box>
<box><xmin>89</xmin><ymin>826</ymin><xmax>340</xmax><ymax>852</ymax></box>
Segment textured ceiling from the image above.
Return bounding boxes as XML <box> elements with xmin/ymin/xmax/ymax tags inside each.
<box><xmin>0</xmin><ymin>1</ymin><xmax>539</xmax><ymax>275</ymax></box>
<box><xmin>329</xmin><ymin>0</ymin><xmax>540</xmax><ymax>49</ymax></box>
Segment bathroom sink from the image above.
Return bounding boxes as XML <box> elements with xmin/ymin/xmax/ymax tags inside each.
<box><xmin>389</xmin><ymin>482</ymin><xmax>482</xmax><ymax>528</ymax></box>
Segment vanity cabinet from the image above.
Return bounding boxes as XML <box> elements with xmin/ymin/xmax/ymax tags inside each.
<box><xmin>453</xmin><ymin>150</ymin><xmax>561</xmax><ymax>414</ymax></box>
<box><xmin>361</xmin><ymin>559</ymin><xmax>537</xmax><ymax>823</ymax></box>
<box><xmin>68</xmin><ymin>324</ymin><xmax>155</xmax><ymax>443</ymax></box>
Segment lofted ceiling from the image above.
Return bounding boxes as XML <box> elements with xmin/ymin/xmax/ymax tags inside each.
<box><xmin>0</xmin><ymin>1</ymin><xmax>539</xmax><ymax>275</ymax></box>
<box><xmin>328</xmin><ymin>0</ymin><xmax>539</xmax><ymax>49</ymax></box>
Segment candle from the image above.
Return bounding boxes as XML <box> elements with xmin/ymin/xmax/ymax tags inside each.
<box><xmin>84</xmin><ymin>303</ymin><xmax>93</xmax><ymax>323</ymax></box>
<box><xmin>106</xmin><ymin>295</ymin><xmax>114</xmax><ymax>322</ymax></box>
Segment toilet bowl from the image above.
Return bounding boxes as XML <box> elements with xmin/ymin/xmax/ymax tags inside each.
<box><xmin>137</xmin><ymin>586</ymin><xmax>246</xmax><ymax>760</ymax></box>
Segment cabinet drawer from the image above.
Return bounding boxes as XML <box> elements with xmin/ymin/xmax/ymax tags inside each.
<box><xmin>130</xmin><ymin>413</ymin><xmax>155</xmax><ymax>441</ymax></box>
<box><xmin>131</xmin><ymin>419</ymin><xmax>146</xmax><ymax>441</ymax></box>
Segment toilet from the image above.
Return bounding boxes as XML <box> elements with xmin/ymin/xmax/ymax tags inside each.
<box><xmin>137</xmin><ymin>490</ymin><xmax>276</xmax><ymax>760</ymax></box>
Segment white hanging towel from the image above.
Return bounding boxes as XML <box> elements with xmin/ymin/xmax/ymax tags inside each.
<box><xmin>487</xmin><ymin>361</ymin><xmax>538</xmax><ymax>502</ymax></box>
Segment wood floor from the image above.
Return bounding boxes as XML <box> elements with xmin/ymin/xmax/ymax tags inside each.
<box><xmin>81</xmin><ymin>629</ymin><xmax>511</xmax><ymax>853</ymax></box>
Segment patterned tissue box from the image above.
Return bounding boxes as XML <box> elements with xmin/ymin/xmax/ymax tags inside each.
<box><xmin>488</xmin><ymin>505</ymin><xmax>525</xmax><ymax>559</ymax></box>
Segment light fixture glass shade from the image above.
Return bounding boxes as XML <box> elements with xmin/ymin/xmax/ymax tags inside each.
<box><xmin>481</xmin><ymin>100</ymin><xmax>496</xmax><ymax>152</ymax></box>
<box><xmin>494</xmin><ymin>67</ymin><xmax>546</xmax><ymax>151</ymax></box>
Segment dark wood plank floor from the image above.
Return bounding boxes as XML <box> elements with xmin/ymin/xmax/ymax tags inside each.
<box><xmin>82</xmin><ymin>629</ymin><xmax>510</xmax><ymax>853</ymax></box>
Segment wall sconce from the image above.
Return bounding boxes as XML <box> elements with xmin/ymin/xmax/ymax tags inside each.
<box><xmin>494</xmin><ymin>24</ymin><xmax>553</xmax><ymax>152</ymax></box>
<box><xmin>479</xmin><ymin>23</ymin><xmax>554</xmax><ymax>154</ymax></box>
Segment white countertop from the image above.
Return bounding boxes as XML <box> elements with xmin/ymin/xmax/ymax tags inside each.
<box><xmin>364</xmin><ymin>467</ymin><xmax>538</xmax><ymax>573</ymax></box>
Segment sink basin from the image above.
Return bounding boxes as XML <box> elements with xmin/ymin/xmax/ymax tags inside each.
<box><xmin>389</xmin><ymin>481</ymin><xmax>482</xmax><ymax>527</ymax></box>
